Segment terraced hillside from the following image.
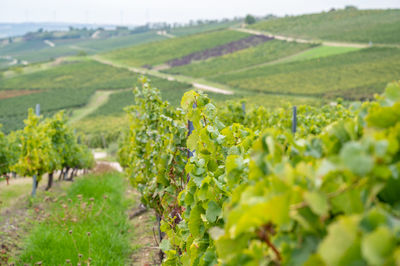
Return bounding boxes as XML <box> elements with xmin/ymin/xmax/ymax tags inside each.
<box><xmin>168</xmin><ymin>20</ymin><xmax>241</xmax><ymax>36</ymax></box>
<box><xmin>0</xmin><ymin>59</ymin><xmax>190</xmax><ymax>132</ymax></box>
<box><xmin>212</xmin><ymin>47</ymin><xmax>400</xmax><ymax>99</ymax></box>
<box><xmin>250</xmin><ymin>8</ymin><xmax>400</xmax><ymax>44</ymax></box>
<box><xmin>103</xmin><ymin>29</ymin><xmax>250</xmax><ymax>67</ymax></box>
<box><xmin>0</xmin><ymin>31</ymin><xmax>167</xmax><ymax>64</ymax></box>
<box><xmin>164</xmin><ymin>40</ymin><xmax>314</xmax><ymax>77</ymax></box>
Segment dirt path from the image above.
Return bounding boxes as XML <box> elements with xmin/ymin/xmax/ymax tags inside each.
<box><xmin>44</xmin><ymin>40</ymin><xmax>55</xmax><ymax>47</ymax></box>
<box><xmin>69</xmin><ymin>88</ymin><xmax>131</xmax><ymax>123</ymax></box>
<box><xmin>157</xmin><ymin>30</ymin><xmax>175</xmax><ymax>39</ymax></box>
<box><xmin>232</xmin><ymin>27</ymin><xmax>371</xmax><ymax>48</ymax></box>
<box><xmin>92</xmin><ymin>56</ymin><xmax>235</xmax><ymax>95</ymax></box>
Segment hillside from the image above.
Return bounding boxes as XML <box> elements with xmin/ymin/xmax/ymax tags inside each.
<box><xmin>0</xmin><ymin>59</ymin><xmax>190</xmax><ymax>132</ymax></box>
<box><xmin>212</xmin><ymin>47</ymin><xmax>400</xmax><ymax>99</ymax></box>
<box><xmin>0</xmin><ymin>30</ymin><xmax>167</xmax><ymax>66</ymax></box>
<box><xmin>103</xmin><ymin>29</ymin><xmax>250</xmax><ymax>67</ymax></box>
<box><xmin>250</xmin><ymin>8</ymin><xmax>400</xmax><ymax>44</ymax></box>
<box><xmin>1</xmin><ymin>8</ymin><xmax>399</xmax><ymax>137</ymax></box>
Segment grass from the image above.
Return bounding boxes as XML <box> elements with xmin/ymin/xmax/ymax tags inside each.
<box><xmin>70</xmin><ymin>90</ymin><xmax>118</xmax><ymax>123</ymax></box>
<box><xmin>0</xmin><ymin>178</ymin><xmax>33</xmax><ymax>211</ymax></box>
<box><xmin>103</xmin><ymin>29</ymin><xmax>250</xmax><ymax>67</ymax></box>
<box><xmin>73</xmin><ymin>115</ymin><xmax>129</xmax><ymax>148</ymax></box>
<box><xmin>164</xmin><ymin>40</ymin><xmax>314</xmax><ymax>77</ymax></box>
<box><xmin>250</xmin><ymin>8</ymin><xmax>400</xmax><ymax>44</ymax></box>
<box><xmin>17</xmin><ymin>172</ymin><xmax>133</xmax><ymax>265</ymax></box>
<box><xmin>281</xmin><ymin>45</ymin><xmax>362</xmax><ymax>63</ymax></box>
<box><xmin>212</xmin><ymin>47</ymin><xmax>400</xmax><ymax>99</ymax></box>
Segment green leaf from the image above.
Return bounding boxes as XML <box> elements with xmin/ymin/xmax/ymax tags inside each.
<box><xmin>160</xmin><ymin>238</ymin><xmax>172</xmax><ymax>252</ymax></box>
<box><xmin>189</xmin><ymin>205</ymin><xmax>204</xmax><ymax>238</ymax></box>
<box><xmin>383</xmin><ymin>81</ymin><xmax>400</xmax><ymax>105</ymax></box>
<box><xmin>318</xmin><ymin>215</ymin><xmax>362</xmax><ymax>266</ymax></box>
<box><xmin>205</xmin><ymin>201</ymin><xmax>221</xmax><ymax>223</ymax></box>
<box><xmin>181</xmin><ymin>90</ymin><xmax>199</xmax><ymax>111</ymax></box>
<box><xmin>361</xmin><ymin>226</ymin><xmax>395</xmax><ymax>265</ymax></box>
<box><xmin>187</xmin><ymin>132</ymin><xmax>199</xmax><ymax>151</ymax></box>
<box><xmin>304</xmin><ymin>191</ymin><xmax>329</xmax><ymax>216</ymax></box>
<box><xmin>340</xmin><ymin>142</ymin><xmax>373</xmax><ymax>176</ymax></box>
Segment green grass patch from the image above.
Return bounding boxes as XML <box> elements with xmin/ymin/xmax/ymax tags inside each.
<box><xmin>164</xmin><ymin>40</ymin><xmax>313</xmax><ymax>77</ymax></box>
<box><xmin>250</xmin><ymin>8</ymin><xmax>400</xmax><ymax>44</ymax></box>
<box><xmin>282</xmin><ymin>45</ymin><xmax>361</xmax><ymax>63</ymax></box>
<box><xmin>17</xmin><ymin>172</ymin><xmax>132</xmax><ymax>265</ymax></box>
<box><xmin>103</xmin><ymin>29</ymin><xmax>250</xmax><ymax>67</ymax></box>
<box><xmin>0</xmin><ymin>180</ymin><xmax>32</xmax><ymax>211</ymax></box>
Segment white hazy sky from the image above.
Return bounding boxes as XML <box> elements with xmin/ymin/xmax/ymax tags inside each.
<box><xmin>1</xmin><ymin>0</ymin><xmax>400</xmax><ymax>25</ymax></box>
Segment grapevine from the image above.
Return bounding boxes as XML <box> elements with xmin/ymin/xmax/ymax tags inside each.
<box><xmin>119</xmin><ymin>80</ymin><xmax>400</xmax><ymax>265</ymax></box>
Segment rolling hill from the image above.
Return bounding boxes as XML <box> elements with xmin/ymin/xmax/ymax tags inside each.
<box><xmin>0</xmin><ymin>8</ymin><xmax>399</xmax><ymax>139</ymax></box>
<box><xmin>250</xmin><ymin>8</ymin><xmax>400</xmax><ymax>45</ymax></box>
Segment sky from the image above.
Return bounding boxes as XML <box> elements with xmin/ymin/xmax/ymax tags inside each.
<box><xmin>1</xmin><ymin>0</ymin><xmax>400</xmax><ymax>25</ymax></box>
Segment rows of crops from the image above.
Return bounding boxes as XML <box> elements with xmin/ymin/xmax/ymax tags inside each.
<box><xmin>103</xmin><ymin>29</ymin><xmax>250</xmax><ymax>67</ymax></box>
<box><xmin>164</xmin><ymin>40</ymin><xmax>314</xmax><ymax>77</ymax></box>
<box><xmin>0</xmin><ymin>60</ymin><xmax>191</xmax><ymax>132</ymax></box>
<box><xmin>118</xmin><ymin>79</ymin><xmax>400</xmax><ymax>265</ymax></box>
<box><xmin>212</xmin><ymin>47</ymin><xmax>400</xmax><ymax>100</ymax></box>
<box><xmin>250</xmin><ymin>8</ymin><xmax>400</xmax><ymax>44</ymax></box>
<box><xmin>0</xmin><ymin>109</ymin><xmax>94</xmax><ymax>194</ymax></box>
<box><xmin>0</xmin><ymin>30</ymin><xmax>168</xmax><ymax>64</ymax></box>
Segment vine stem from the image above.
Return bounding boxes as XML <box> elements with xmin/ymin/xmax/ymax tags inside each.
<box><xmin>257</xmin><ymin>223</ymin><xmax>281</xmax><ymax>263</ymax></box>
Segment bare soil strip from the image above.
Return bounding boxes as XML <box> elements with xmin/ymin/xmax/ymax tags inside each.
<box><xmin>0</xmin><ymin>89</ymin><xmax>42</xmax><ymax>100</ymax></box>
<box><xmin>167</xmin><ymin>35</ymin><xmax>273</xmax><ymax>67</ymax></box>
<box><xmin>92</xmin><ymin>56</ymin><xmax>235</xmax><ymax>95</ymax></box>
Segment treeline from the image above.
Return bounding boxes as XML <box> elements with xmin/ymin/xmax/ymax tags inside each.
<box><xmin>118</xmin><ymin>79</ymin><xmax>400</xmax><ymax>265</ymax></box>
<box><xmin>0</xmin><ymin>109</ymin><xmax>94</xmax><ymax>196</ymax></box>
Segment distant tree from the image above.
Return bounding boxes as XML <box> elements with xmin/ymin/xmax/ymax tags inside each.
<box><xmin>245</xmin><ymin>14</ymin><xmax>256</xmax><ymax>25</ymax></box>
<box><xmin>264</xmin><ymin>14</ymin><xmax>276</xmax><ymax>20</ymax></box>
<box><xmin>37</xmin><ymin>28</ymin><xmax>43</xmax><ymax>33</ymax></box>
<box><xmin>68</xmin><ymin>26</ymin><xmax>74</xmax><ymax>31</ymax></box>
<box><xmin>345</xmin><ymin>5</ymin><xmax>358</xmax><ymax>10</ymax></box>
<box><xmin>116</xmin><ymin>26</ymin><xmax>128</xmax><ymax>31</ymax></box>
<box><xmin>76</xmin><ymin>50</ymin><xmax>87</xmax><ymax>57</ymax></box>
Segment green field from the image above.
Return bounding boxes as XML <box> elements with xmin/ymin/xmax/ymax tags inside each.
<box><xmin>250</xmin><ymin>8</ymin><xmax>400</xmax><ymax>44</ymax></box>
<box><xmin>0</xmin><ymin>59</ymin><xmax>136</xmax><ymax>91</ymax></box>
<box><xmin>103</xmin><ymin>29</ymin><xmax>250</xmax><ymax>67</ymax></box>
<box><xmin>213</xmin><ymin>47</ymin><xmax>400</xmax><ymax>99</ymax></box>
<box><xmin>18</xmin><ymin>173</ymin><xmax>133</xmax><ymax>264</ymax></box>
<box><xmin>164</xmin><ymin>40</ymin><xmax>314</xmax><ymax>77</ymax></box>
<box><xmin>0</xmin><ymin>59</ymin><xmax>190</xmax><ymax>132</ymax></box>
<box><xmin>282</xmin><ymin>45</ymin><xmax>362</xmax><ymax>63</ymax></box>
<box><xmin>75</xmin><ymin>31</ymin><xmax>167</xmax><ymax>52</ymax></box>
<box><xmin>0</xmin><ymin>31</ymin><xmax>167</xmax><ymax>64</ymax></box>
